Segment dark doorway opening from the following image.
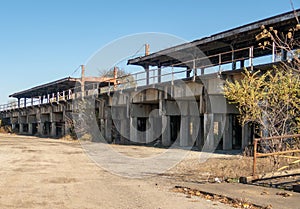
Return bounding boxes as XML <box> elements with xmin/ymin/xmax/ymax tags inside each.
<box><xmin>23</xmin><ymin>124</ymin><xmax>28</xmax><ymax>133</ymax></box>
<box><xmin>232</xmin><ymin>115</ymin><xmax>242</xmax><ymax>149</ymax></box>
<box><xmin>170</xmin><ymin>116</ymin><xmax>181</xmax><ymax>143</ymax></box>
<box><xmin>32</xmin><ymin>123</ymin><xmax>38</xmax><ymax>135</ymax></box>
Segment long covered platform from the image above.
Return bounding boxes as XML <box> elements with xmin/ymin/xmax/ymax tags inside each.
<box><xmin>0</xmin><ymin>10</ymin><xmax>299</xmax><ymax>150</ymax></box>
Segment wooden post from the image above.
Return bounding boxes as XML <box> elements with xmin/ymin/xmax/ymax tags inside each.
<box><xmin>81</xmin><ymin>65</ymin><xmax>85</xmax><ymax>98</ymax></box>
<box><xmin>145</xmin><ymin>44</ymin><xmax>150</xmax><ymax>56</ymax></box>
<box><xmin>253</xmin><ymin>139</ymin><xmax>258</xmax><ymax>176</ymax></box>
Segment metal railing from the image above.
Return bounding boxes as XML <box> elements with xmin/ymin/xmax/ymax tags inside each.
<box><xmin>0</xmin><ymin>46</ymin><xmax>262</xmax><ymax>112</ymax></box>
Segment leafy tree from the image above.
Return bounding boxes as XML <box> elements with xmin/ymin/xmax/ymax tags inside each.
<box><xmin>225</xmin><ymin>12</ymin><xmax>300</xmax><ymax>139</ymax></box>
<box><xmin>224</xmin><ymin>68</ymin><xmax>300</xmax><ymax>138</ymax></box>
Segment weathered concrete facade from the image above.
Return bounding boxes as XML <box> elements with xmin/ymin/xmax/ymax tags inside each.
<box><xmin>0</xmin><ymin>73</ymin><xmax>244</xmax><ymax>150</ymax></box>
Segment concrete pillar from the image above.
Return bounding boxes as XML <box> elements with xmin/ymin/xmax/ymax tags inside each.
<box><xmin>105</xmin><ymin>118</ymin><xmax>112</xmax><ymax>143</ymax></box>
<box><xmin>180</xmin><ymin>116</ymin><xmax>189</xmax><ymax>147</ymax></box>
<box><xmin>162</xmin><ymin>115</ymin><xmax>171</xmax><ymax>146</ymax></box>
<box><xmin>189</xmin><ymin>116</ymin><xmax>199</xmax><ymax>147</ymax></box>
<box><xmin>51</xmin><ymin>122</ymin><xmax>56</xmax><ymax>137</ymax></box>
<box><xmin>38</xmin><ymin>122</ymin><xmax>44</xmax><ymax>136</ymax></box>
<box><xmin>204</xmin><ymin>113</ymin><xmax>214</xmax><ymax>151</ymax></box>
<box><xmin>28</xmin><ymin>123</ymin><xmax>33</xmax><ymax>135</ymax></box>
<box><xmin>197</xmin><ymin>116</ymin><xmax>204</xmax><ymax>149</ymax></box>
<box><xmin>63</xmin><ymin>122</ymin><xmax>68</xmax><ymax>136</ymax></box>
<box><xmin>12</xmin><ymin>123</ymin><xmax>16</xmax><ymax>131</ymax></box>
<box><xmin>223</xmin><ymin>114</ymin><xmax>233</xmax><ymax>150</ymax></box>
<box><xmin>19</xmin><ymin>123</ymin><xmax>23</xmax><ymax>134</ymax></box>
<box><xmin>120</xmin><ymin>118</ymin><xmax>129</xmax><ymax>144</ymax></box>
<box><xmin>99</xmin><ymin>119</ymin><xmax>105</xmax><ymax>136</ymax></box>
<box><xmin>130</xmin><ymin>117</ymin><xmax>138</xmax><ymax>143</ymax></box>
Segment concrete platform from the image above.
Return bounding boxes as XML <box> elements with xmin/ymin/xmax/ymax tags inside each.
<box><xmin>181</xmin><ymin>182</ymin><xmax>300</xmax><ymax>209</ymax></box>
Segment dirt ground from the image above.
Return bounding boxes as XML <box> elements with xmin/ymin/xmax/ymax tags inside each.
<box><xmin>165</xmin><ymin>154</ymin><xmax>299</xmax><ymax>184</ymax></box>
<box><xmin>0</xmin><ymin>134</ymin><xmax>236</xmax><ymax>209</ymax></box>
<box><xmin>0</xmin><ymin>133</ymin><xmax>298</xmax><ymax>209</ymax></box>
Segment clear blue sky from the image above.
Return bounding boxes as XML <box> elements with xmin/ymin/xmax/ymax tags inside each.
<box><xmin>0</xmin><ymin>0</ymin><xmax>299</xmax><ymax>104</ymax></box>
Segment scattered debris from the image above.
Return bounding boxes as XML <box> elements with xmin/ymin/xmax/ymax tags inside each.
<box><xmin>240</xmin><ymin>169</ymin><xmax>300</xmax><ymax>191</ymax></box>
<box><xmin>276</xmin><ymin>192</ymin><xmax>292</xmax><ymax>198</ymax></box>
<box><xmin>214</xmin><ymin>177</ymin><xmax>222</xmax><ymax>183</ymax></box>
<box><xmin>260</xmin><ymin>191</ymin><xmax>269</xmax><ymax>195</ymax></box>
<box><xmin>171</xmin><ymin>186</ymin><xmax>268</xmax><ymax>209</ymax></box>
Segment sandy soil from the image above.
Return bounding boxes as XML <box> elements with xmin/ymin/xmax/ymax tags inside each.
<box><xmin>0</xmin><ymin>134</ymin><xmax>235</xmax><ymax>209</ymax></box>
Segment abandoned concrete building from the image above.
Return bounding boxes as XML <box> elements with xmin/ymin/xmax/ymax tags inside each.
<box><xmin>0</xmin><ymin>10</ymin><xmax>299</xmax><ymax>151</ymax></box>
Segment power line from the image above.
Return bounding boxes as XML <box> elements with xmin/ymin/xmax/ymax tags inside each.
<box><xmin>131</xmin><ymin>44</ymin><xmax>145</xmax><ymax>59</ymax></box>
<box><xmin>70</xmin><ymin>65</ymin><xmax>81</xmax><ymax>77</ymax></box>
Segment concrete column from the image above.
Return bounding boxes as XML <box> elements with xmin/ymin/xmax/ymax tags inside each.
<box><xmin>204</xmin><ymin>113</ymin><xmax>214</xmax><ymax>151</ymax></box>
<box><xmin>189</xmin><ymin>116</ymin><xmax>199</xmax><ymax>147</ymax></box>
<box><xmin>162</xmin><ymin>115</ymin><xmax>171</xmax><ymax>146</ymax></box>
<box><xmin>223</xmin><ymin>114</ymin><xmax>233</xmax><ymax>150</ymax></box>
<box><xmin>130</xmin><ymin>117</ymin><xmax>137</xmax><ymax>143</ymax></box>
<box><xmin>180</xmin><ymin>116</ymin><xmax>189</xmax><ymax>147</ymax></box>
<box><xmin>38</xmin><ymin>122</ymin><xmax>44</xmax><ymax>136</ymax></box>
<box><xmin>12</xmin><ymin>123</ymin><xmax>16</xmax><ymax>132</ymax></box>
<box><xmin>51</xmin><ymin>122</ymin><xmax>56</xmax><ymax>137</ymax></box>
<box><xmin>28</xmin><ymin>123</ymin><xmax>33</xmax><ymax>135</ymax></box>
<box><xmin>105</xmin><ymin>118</ymin><xmax>112</xmax><ymax>143</ymax></box>
<box><xmin>197</xmin><ymin>116</ymin><xmax>204</xmax><ymax>149</ymax></box>
<box><xmin>64</xmin><ymin>122</ymin><xmax>69</xmax><ymax>136</ymax></box>
<box><xmin>146</xmin><ymin>117</ymin><xmax>154</xmax><ymax>144</ymax></box>
<box><xmin>19</xmin><ymin>123</ymin><xmax>23</xmax><ymax>134</ymax></box>
<box><xmin>120</xmin><ymin>118</ymin><xmax>129</xmax><ymax>144</ymax></box>
<box><xmin>99</xmin><ymin>119</ymin><xmax>105</xmax><ymax>136</ymax></box>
